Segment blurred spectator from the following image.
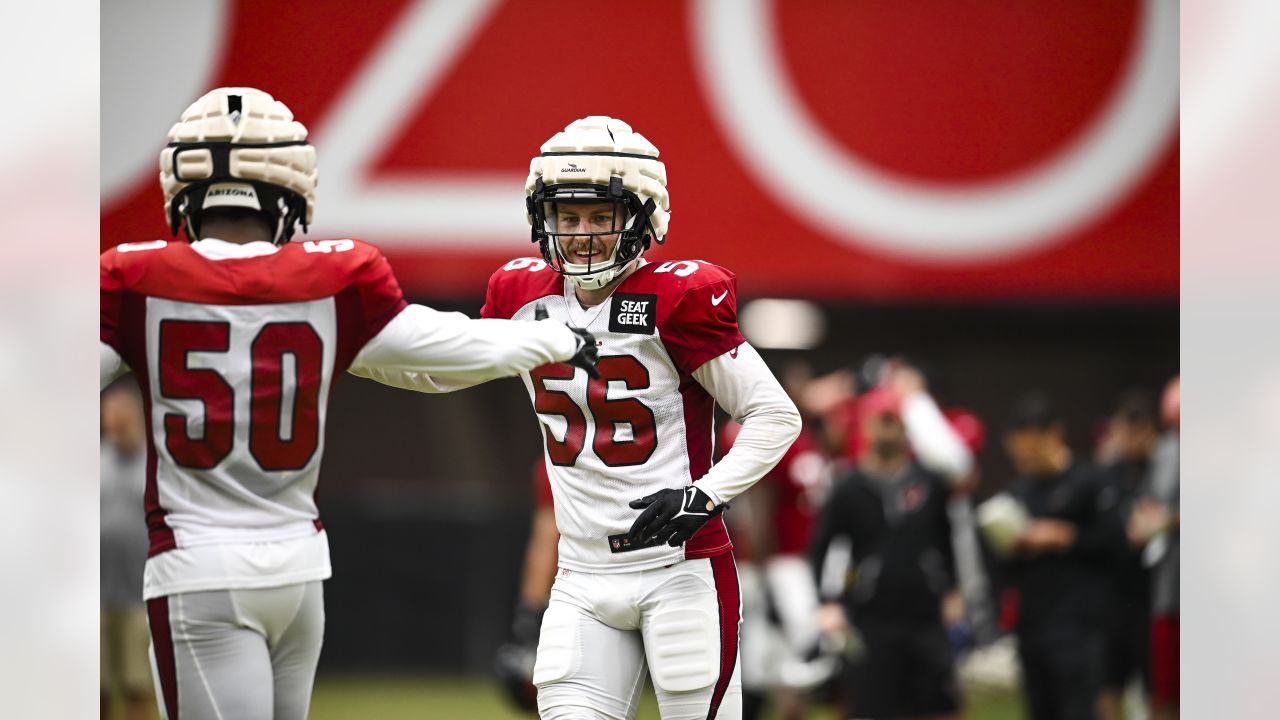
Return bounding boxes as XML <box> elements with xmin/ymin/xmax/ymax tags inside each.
<box><xmin>1133</xmin><ymin>377</ymin><xmax>1179</xmax><ymax>720</ymax></box>
<box><xmin>727</xmin><ymin>361</ymin><xmax>838</xmax><ymax>720</ymax></box>
<box><xmin>999</xmin><ymin>391</ymin><xmax>1125</xmax><ymax>720</ymax></box>
<box><xmin>100</xmin><ymin>379</ymin><xmax>155</xmax><ymax>720</ymax></box>
<box><xmin>809</xmin><ymin>363</ymin><xmax>974</xmax><ymax>720</ymax></box>
<box><xmin>1094</xmin><ymin>390</ymin><xmax>1161</xmax><ymax>720</ymax></box>
<box><xmin>941</xmin><ymin>407</ymin><xmax>999</xmax><ymax>647</ymax></box>
<box><xmin>494</xmin><ymin>462</ymin><xmax>559</xmax><ymax>714</ymax></box>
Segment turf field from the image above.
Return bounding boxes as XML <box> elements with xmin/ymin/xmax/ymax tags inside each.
<box><xmin>309</xmin><ymin>675</ymin><xmax>1024</xmax><ymax>719</ymax></box>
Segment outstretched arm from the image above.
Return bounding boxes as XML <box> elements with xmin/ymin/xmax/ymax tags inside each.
<box><xmin>349</xmin><ymin>304</ymin><xmax>595</xmax><ymax>393</ymax></box>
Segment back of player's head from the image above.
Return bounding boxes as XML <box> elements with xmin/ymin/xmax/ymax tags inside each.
<box><xmin>160</xmin><ymin>87</ymin><xmax>317</xmax><ymax>245</ymax></box>
<box><xmin>525</xmin><ymin>116</ymin><xmax>670</xmax><ymax>290</ymax></box>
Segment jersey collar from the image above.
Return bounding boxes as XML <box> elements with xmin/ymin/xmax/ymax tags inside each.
<box><xmin>190</xmin><ymin>238</ymin><xmax>281</xmax><ymax>260</ymax></box>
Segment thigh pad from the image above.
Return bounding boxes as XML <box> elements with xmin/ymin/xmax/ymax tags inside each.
<box><xmin>644</xmin><ymin>606</ymin><xmax>720</xmax><ymax>693</ymax></box>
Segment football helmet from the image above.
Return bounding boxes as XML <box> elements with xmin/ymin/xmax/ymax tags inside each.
<box><xmin>526</xmin><ymin>116</ymin><xmax>669</xmax><ymax>290</ymax></box>
<box><xmin>160</xmin><ymin>87</ymin><xmax>317</xmax><ymax>244</ymax></box>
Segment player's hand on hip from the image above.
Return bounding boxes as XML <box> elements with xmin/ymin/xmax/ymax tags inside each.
<box><xmin>627</xmin><ymin>485</ymin><xmax>726</xmax><ymax>548</ymax></box>
<box><xmin>536</xmin><ymin>302</ymin><xmax>601</xmax><ymax>379</ymax></box>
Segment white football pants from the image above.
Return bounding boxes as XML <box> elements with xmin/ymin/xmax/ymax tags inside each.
<box><xmin>146</xmin><ymin>581</ymin><xmax>324</xmax><ymax>720</ymax></box>
<box><xmin>535</xmin><ymin>554</ymin><xmax>742</xmax><ymax>720</ymax></box>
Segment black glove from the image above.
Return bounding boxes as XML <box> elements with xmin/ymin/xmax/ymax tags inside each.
<box><xmin>510</xmin><ymin>601</ymin><xmax>546</xmax><ymax>646</ymax></box>
<box><xmin>628</xmin><ymin>485</ymin><xmax>727</xmax><ymax>548</ymax></box>
<box><xmin>493</xmin><ymin>602</ymin><xmax>546</xmax><ymax>713</ymax></box>
<box><xmin>535</xmin><ymin>302</ymin><xmax>600</xmax><ymax>379</ymax></box>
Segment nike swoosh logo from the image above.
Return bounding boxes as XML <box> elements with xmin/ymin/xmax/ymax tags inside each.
<box><xmin>711</xmin><ymin>290</ymin><xmax>728</xmax><ymax>306</ymax></box>
<box><xmin>685</xmin><ymin>487</ymin><xmax>697</xmax><ymax>510</ymax></box>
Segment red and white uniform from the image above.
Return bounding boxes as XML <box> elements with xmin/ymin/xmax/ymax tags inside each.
<box><xmin>101</xmin><ymin>237</ymin><xmax>577</xmax><ymax>599</ymax></box>
<box><xmin>481</xmin><ymin>257</ymin><xmax>800</xmax><ymax>720</ymax></box>
<box><xmin>101</xmin><ymin>237</ymin><xmax>579</xmax><ymax>719</ymax></box>
<box><xmin>482</xmin><ymin>257</ymin><xmax>797</xmax><ymax>572</ymax></box>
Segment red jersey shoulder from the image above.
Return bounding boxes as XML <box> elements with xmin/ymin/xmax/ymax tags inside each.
<box><xmin>623</xmin><ymin>259</ymin><xmax>736</xmax><ymax>303</ymax></box>
<box><xmin>100</xmin><ymin>238</ymin><xmax>398</xmax><ymax>305</ymax></box>
<box><xmin>624</xmin><ymin>260</ymin><xmax>745</xmax><ymax>375</ymax></box>
<box><xmin>482</xmin><ymin>257</ymin><xmax>562</xmax><ymax>319</ymax></box>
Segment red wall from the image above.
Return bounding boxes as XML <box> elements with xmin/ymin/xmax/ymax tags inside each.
<box><xmin>102</xmin><ymin>0</ymin><xmax>1177</xmax><ymax>301</ymax></box>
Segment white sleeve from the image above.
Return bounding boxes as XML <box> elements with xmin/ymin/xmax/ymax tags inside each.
<box><xmin>348</xmin><ymin>365</ymin><xmax>477</xmax><ymax>394</ymax></box>
<box><xmin>348</xmin><ymin>304</ymin><xmax>578</xmax><ymax>393</ymax></box>
<box><xmin>101</xmin><ymin>342</ymin><xmax>128</xmax><ymax>389</ymax></box>
<box><xmin>691</xmin><ymin>342</ymin><xmax>802</xmax><ymax>505</ymax></box>
<box><xmin>901</xmin><ymin>391</ymin><xmax>974</xmax><ymax>483</ymax></box>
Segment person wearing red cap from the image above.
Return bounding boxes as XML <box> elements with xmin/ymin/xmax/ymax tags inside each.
<box><xmin>809</xmin><ymin>364</ymin><xmax>975</xmax><ymax>720</ymax></box>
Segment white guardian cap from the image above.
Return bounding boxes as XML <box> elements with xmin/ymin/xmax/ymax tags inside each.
<box><xmin>160</xmin><ymin>87</ymin><xmax>317</xmax><ymax>245</ymax></box>
<box><xmin>526</xmin><ymin>116</ymin><xmax>670</xmax><ymax>290</ymax></box>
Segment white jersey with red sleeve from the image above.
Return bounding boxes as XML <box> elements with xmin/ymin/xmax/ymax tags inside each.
<box><xmin>101</xmin><ymin>238</ymin><xmax>578</xmax><ymax>600</ymax></box>
<box><xmin>100</xmin><ymin>237</ymin><xmax>406</xmax><ymax>598</ymax></box>
<box><xmin>483</xmin><ymin>257</ymin><xmax>799</xmax><ymax>573</ymax></box>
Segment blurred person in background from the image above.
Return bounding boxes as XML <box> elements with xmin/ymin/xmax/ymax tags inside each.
<box><xmin>101</xmin><ymin>378</ymin><xmax>156</xmax><ymax>720</ymax></box>
<box><xmin>1129</xmin><ymin>377</ymin><xmax>1179</xmax><ymax>719</ymax></box>
<box><xmin>809</xmin><ymin>363</ymin><xmax>974</xmax><ymax>720</ymax></box>
<box><xmin>999</xmin><ymin>391</ymin><xmax>1125</xmax><ymax>720</ymax></box>
<box><xmin>939</xmin><ymin>406</ymin><xmax>997</xmax><ymax>649</ymax></box>
<box><xmin>725</xmin><ymin>360</ymin><xmax>840</xmax><ymax>720</ymax></box>
<box><xmin>1094</xmin><ymin>390</ymin><xmax>1161</xmax><ymax>720</ymax></box>
<box><xmin>472</xmin><ymin>115</ymin><xmax>801</xmax><ymax>719</ymax></box>
<box><xmin>494</xmin><ymin>462</ymin><xmax>559</xmax><ymax>714</ymax></box>
<box><xmin>100</xmin><ymin>87</ymin><xmax>599</xmax><ymax>720</ymax></box>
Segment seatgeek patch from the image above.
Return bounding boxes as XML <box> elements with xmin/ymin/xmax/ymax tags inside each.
<box><xmin>609</xmin><ymin>293</ymin><xmax>657</xmax><ymax>335</ymax></box>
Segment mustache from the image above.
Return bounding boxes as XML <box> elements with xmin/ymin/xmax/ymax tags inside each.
<box><xmin>562</xmin><ymin>239</ymin><xmax>607</xmax><ymax>254</ymax></box>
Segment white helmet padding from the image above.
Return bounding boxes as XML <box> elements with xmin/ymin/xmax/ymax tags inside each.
<box><xmin>526</xmin><ymin>116</ymin><xmax>670</xmax><ymax>290</ymax></box>
<box><xmin>160</xmin><ymin>87</ymin><xmax>317</xmax><ymax>244</ymax></box>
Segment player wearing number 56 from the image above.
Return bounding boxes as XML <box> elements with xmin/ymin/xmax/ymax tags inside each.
<box><xmin>99</xmin><ymin>88</ymin><xmax>598</xmax><ymax>720</ymax></box>
<box><xmin>478</xmin><ymin>117</ymin><xmax>801</xmax><ymax>719</ymax></box>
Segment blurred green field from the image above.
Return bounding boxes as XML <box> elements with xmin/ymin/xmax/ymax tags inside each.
<box><xmin>310</xmin><ymin>675</ymin><xmax>1023</xmax><ymax>719</ymax></box>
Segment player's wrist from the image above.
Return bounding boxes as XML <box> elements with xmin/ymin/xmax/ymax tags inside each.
<box><xmin>695</xmin><ymin>484</ymin><xmax>726</xmax><ymax>509</ymax></box>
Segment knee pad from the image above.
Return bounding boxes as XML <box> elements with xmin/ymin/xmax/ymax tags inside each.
<box><xmin>644</xmin><ymin>607</ymin><xmax>720</xmax><ymax>693</ymax></box>
<box><xmin>533</xmin><ymin>603</ymin><xmax>581</xmax><ymax>687</ymax></box>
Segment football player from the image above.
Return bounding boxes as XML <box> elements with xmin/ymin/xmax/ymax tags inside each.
<box><xmin>485</xmin><ymin>117</ymin><xmax>801</xmax><ymax>719</ymax></box>
<box><xmin>99</xmin><ymin>88</ymin><xmax>599</xmax><ymax>720</ymax></box>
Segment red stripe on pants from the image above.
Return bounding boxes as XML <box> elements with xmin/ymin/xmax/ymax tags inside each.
<box><xmin>707</xmin><ymin>552</ymin><xmax>740</xmax><ymax>719</ymax></box>
<box><xmin>147</xmin><ymin>597</ymin><xmax>179</xmax><ymax>719</ymax></box>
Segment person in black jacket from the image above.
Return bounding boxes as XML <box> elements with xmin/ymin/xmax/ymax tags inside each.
<box><xmin>811</xmin><ymin>365</ymin><xmax>973</xmax><ymax>720</ymax></box>
<box><xmin>1094</xmin><ymin>391</ymin><xmax>1160</xmax><ymax>720</ymax></box>
<box><xmin>1000</xmin><ymin>391</ymin><xmax>1125</xmax><ymax>720</ymax></box>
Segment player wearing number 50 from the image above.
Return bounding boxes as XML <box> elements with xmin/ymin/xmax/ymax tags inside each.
<box><xmin>99</xmin><ymin>88</ymin><xmax>599</xmax><ymax>720</ymax></box>
<box><xmin>491</xmin><ymin>117</ymin><xmax>801</xmax><ymax>719</ymax></box>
